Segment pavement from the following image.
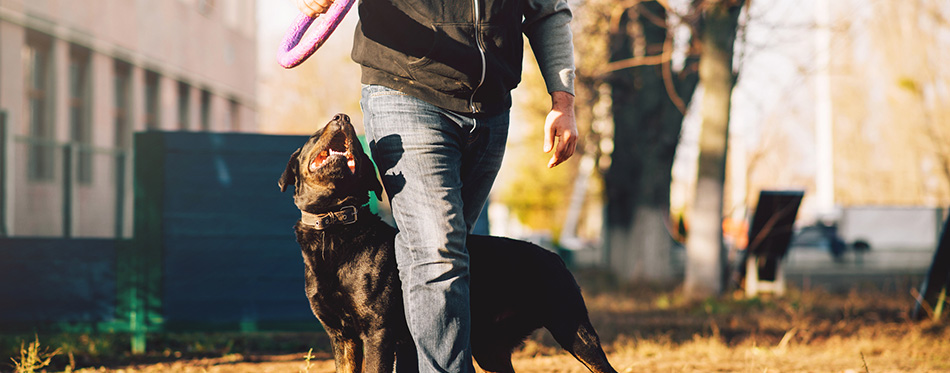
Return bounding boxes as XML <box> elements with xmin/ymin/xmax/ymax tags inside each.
<box><xmin>781</xmin><ymin>246</ymin><xmax>933</xmax><ymax>293</ymax></box>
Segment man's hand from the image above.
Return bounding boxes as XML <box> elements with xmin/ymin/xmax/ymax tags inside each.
<box><xmin>543</xmin><ymin>91</ymin><xmax>577</xmax><ymax>168</ymax></box>
<box><xmin>295</xmin><ymin>0</ymin><xmax>335</xmax><ymax>17</ymax></box>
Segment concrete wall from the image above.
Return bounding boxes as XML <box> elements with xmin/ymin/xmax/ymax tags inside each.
<box><xmin>839</xmin><ymin>206</ymin><xmax>945</xmax><ymax>251</ymax></box>
<box><xmin>0</xmin><ymin>0</ymin><xmax>257</xmax><ymax>237</ymax></box>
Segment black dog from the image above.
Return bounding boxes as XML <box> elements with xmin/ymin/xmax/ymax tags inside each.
<box><xmin>279</xmin><ymin>113</ymin><xmax>617</xmax><ymax>373</ymax></box>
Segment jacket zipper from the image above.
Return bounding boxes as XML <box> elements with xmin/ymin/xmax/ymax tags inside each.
<box><xmin>470</xmin><ymin>0</ymin><xmax>487</xmax><ymax>114</ymax></box>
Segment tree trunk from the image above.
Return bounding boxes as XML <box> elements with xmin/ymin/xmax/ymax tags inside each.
<box><xmin>605</xmin><ymin>2</ymin><xmax>700</xmax><ymax>283</ymax></box>
<box><xmin>684</xmin><ymin>2</ymin><xmax>744</xmax><ymax>299</ymax></box>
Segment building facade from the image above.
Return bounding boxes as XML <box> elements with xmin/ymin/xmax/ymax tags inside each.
<box><xmin>0</xmin><ymin>0</ymin><xmax>257</xmax><ymax>237</ymax></box>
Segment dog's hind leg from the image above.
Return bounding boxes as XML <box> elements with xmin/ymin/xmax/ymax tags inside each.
<box><xmin>471</xmin><ymin>344</ymin><xmax>515</xmax><ymax>373</ymax></box>
<box><xmin>548</xmin><ymin>319</ymin><xmax>618</xmax><ymax>373</ymax></box>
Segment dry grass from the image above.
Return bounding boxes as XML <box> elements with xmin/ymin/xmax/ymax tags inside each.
<box><xmin>9</xmin><ymin>282</ymin><xmax>950</xmax><ymax>372</ymax></box>
<box><xmin>10</xmin><ymin>335</ymin><xmax>61</xmax><ymax>373</ymax></box>
<box><xmin>509</xmin><ymin>284</ymin><xmax>950</xmax><ymax>372</ymax></box>
<box><xmin>510</xmin><ymin>322</ymin><xmax>950</xmax><ymax>372</ymax></box>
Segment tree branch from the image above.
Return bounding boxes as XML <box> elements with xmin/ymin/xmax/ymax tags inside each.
<box><xmin>600</xmin><ymin>52</ymin><xmax>671</xmax><ymax>74</ymax></box>
<box><xmin>662</xmin><ymin>34</ymin><xmax>688</xmax><ymax>113</ymax></box>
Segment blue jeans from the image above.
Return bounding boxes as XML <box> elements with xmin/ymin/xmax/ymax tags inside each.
<box><xmin>361</xmin><ymin>85</ymin><xmax>508</xmax><ymax>373</ymax></box>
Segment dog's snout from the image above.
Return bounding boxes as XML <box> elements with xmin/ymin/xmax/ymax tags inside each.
<box><xmin>333</xmin><ymin>113</ymin><xmax>350</xmax><ymax>123</ymax></box>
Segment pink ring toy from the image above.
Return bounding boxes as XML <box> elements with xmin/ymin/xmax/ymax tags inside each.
<box><xmin>277</xmin><ymin>0</ymin><xmax>357</xmax><ymax>69</ymax></box>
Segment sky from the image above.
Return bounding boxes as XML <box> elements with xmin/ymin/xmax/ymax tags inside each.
<box><xmin>257</xmin><ymin>1</ymin><xmax>301</xmax><ymax>75</ymax></box>
<box><xmin>672</xmin><ymin>0</ymin><xmax>824</xmax><ymax>218</ymax></box>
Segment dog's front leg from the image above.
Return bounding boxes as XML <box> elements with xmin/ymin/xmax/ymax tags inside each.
<box><xmin>330</xmin><ymin>334</ymin><xmax>364</xmax><ymax>373</ymax></box>
<box><xmin>360</xmin><ymin>329</ymin><xmax>397</xmax><ymax>373</ymax></box>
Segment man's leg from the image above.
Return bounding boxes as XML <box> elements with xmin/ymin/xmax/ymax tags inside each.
<box><xmin>457</xmin><ymin>111</ymin><xmax>509</xmax><ymax>231</ymax></box>
<box><xmin>361</xmin><ymin>85</ymin><xmax>507</xmax><ymax>372</ymax></box>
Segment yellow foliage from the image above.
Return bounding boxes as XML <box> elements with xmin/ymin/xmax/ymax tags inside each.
<box><xmin>497</xmin><ymin>39</ymin><xmax>580</xmax><ymax>240</ymax></box>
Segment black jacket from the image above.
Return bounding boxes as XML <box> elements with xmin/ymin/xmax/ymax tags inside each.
<box><xmin>352</xmin><ymin>0</ymin><xmax>573</xmax><ymax>114</ymax></box>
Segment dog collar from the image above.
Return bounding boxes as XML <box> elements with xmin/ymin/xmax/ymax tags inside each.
<box><xmin>300</xmin><ymin>205</ymin><xmax>363</xmax><ymax>230</ymax></box>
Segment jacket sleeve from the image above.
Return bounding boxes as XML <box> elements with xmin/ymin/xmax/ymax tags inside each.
<box><xmin>523</xmin><ymin>0</ymin><xmax>575</xmax><ymax>95</ymax></box>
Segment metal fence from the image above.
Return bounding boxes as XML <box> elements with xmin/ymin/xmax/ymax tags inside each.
<box><xmin>1</xmin><ymin>110</ymin><xmax>7</xmax><ymax>236</ymax></box>
<box><xmin>0</xmin><ymin>132</ymin><xmax>321</xmax><ymax>352</ymax></box>
<box><xmin>1</xmin><ymin>117</ymin><xmax>131</xmax><ymax>238</ymax></box>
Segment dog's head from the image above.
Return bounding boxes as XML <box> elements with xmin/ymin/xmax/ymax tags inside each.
<box><xmin>278</xmin><ymin>113</ymin><xmax>382</xmax><ymax>213</ymax></box>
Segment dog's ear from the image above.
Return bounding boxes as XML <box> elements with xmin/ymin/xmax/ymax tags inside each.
<box><xmin>361</xmin><ymin>154</ymin><xmax>383</xmax><ymax>201</ymax></box>
<box><xmin>278</xmin><ymin>148</ymin><xmax>301</xmax><ymax>193</ymax></box>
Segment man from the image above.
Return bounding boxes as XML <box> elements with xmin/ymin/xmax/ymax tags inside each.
<box><xmin>295</xmin><ymin>0</ymin><xmax>577</xmax><ymax>371</ymax></box>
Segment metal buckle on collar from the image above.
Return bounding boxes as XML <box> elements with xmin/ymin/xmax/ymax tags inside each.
<box><xmin>335</xmin><ymin>205</ymin><xmax>358</xmax><ymax>225</ymax></box>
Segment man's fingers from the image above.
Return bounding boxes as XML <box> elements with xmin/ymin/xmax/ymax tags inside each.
<box><xmin>547</xmin><ymin>129</ymin><xmax>576</xmax><ymax>168</ymax></box>
<box><xmin>315</xmin><ymin>0</ymin><xmax>333</xmax><ymax>11</ymax></box>
<box><xmin>547</xmin><ymin>154</ymin><xmax>560</xmax><ymax>168</ymax></box>
<box><xmin>560</xmin><ymin>130</ymin><xmax>576</xmax><ymax>160</ymax></box>
<box><xmin>296</xmin><ymin>0</ymin><xmax>332</xmax><ymax>16</ymax></box>
<box><xmin>543</xmin><ymin>123</ymin><xmax>555</xmax><ymax>153</ymax></box>
<box><xmin>297</xmin><ymin>0</ymin><xmax>319</xmax><ymax>17</ymax></box>
<box><xmin>543</xmin><ymin>91</ymin><xmax>577</xmax><ymax>168</ymax></box>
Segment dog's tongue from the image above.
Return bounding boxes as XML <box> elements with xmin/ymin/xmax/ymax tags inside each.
<box><xmin>309</xmin><ymin>151</ymin><xmax>327</xmax><ymax>172</ymax></box>
<box><xmin>348</xmin><ymin>159</ymin><xmax>356</xmax><ymax>173</ymax></box>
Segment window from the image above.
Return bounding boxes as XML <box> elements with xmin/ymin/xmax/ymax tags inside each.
<box><xmin>229</xmin><ymin>99</ymin><xmax>240</xmax><ymax>131</ymax></box>
<box><xmin>24</xmin><ymin>32</ymin><xmax>54</xmax><ymax>181</ymax></box>
<box><xmin>144</xmin><ymin>70</ymin><xmax>160</xmax><ymax>130</ymax></box>
<box><xmin>69</xmin><ymin>45</ymin><xmax>93</xmax><ymax>184</ymax></box>
<box><xmin>114</xmin><ymin>61</ymin><xmax>132</xmax><ymax>150</ymax></box>
<box><xmin>200</xmin><ymin>89</ymin><xmax>211</xmax><ymax>131</ymax></box>
<box><xmin>178</xmin><ymin>82</ymin><xmax>191</xmax><ymax>130</ymax></box>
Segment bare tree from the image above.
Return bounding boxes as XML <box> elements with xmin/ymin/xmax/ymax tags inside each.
<box><xmin>592</xmin><ymin>1</ymin><xmax>702</xmax><ymax>283</ymax></box>
<box><xmin>684</xmin><ymin>0</ymin><xmax>746</xmax><ymax>299</ymax></box>
<box><xmin>578</xmin><ymin>0</ymin><xmax>747</xmax><ymax>287</ymax></box>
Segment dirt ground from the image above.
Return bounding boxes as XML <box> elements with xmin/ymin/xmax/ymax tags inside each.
<box><xmin>12</xmin><ymin>282</ymin><xmax>950</xmax><ymax>372</ymax></box>
<box><xmin>67</xmin><ymin>324</ymin><xmax>950</xmax><ymax>373</ymax></box>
